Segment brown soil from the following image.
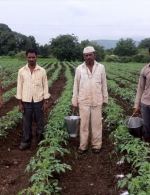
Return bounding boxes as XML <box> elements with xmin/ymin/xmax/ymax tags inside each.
<box><xmin>59</xmin><ymin>126</ymin><xmax>131</xmax><ymax>195</ymax></box>
<box><xmin>0</xmin><ymin>66</ymin><xmax>130</xmax><ymax>195</ymax></box>
<box><xmin>0</xmin><ymin>77</ymin><xmax>67</xmax><ymax>195</ymax></box>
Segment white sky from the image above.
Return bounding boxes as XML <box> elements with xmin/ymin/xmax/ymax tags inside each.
<box><xmin>0</xmin><ymin>0</ymin><xmax>150</xmax><ymax>45</ymax></box>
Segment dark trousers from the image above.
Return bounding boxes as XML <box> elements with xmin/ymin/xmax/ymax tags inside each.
<box><xmin>22</xmin><ymin>100</ymin><xmax>44</xmax><ymax>143</ymax></box>
<box><xmin>141</xmin><ymin>102</ymin><xmax>150</xmax><ymax>138</ymax></box>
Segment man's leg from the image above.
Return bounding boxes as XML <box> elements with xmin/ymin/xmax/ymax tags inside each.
<box><xmin>20</xmin><ymin>102</ymin><xmax>33</xmax><ymax>150</ymax></box>
<box><xmin>79</xmin><ymin>104</ymin><xmax>90</xmax><ymax>151</ymax></box>
<box><xmin>91</xmin><ymin>105</ymin><xmax>102</xmax><ymax>150</ymax></box>
<box><xmin>141</xmin><ymin>102</ymin><xmax>150</xmax><ymax>141</ymax></box>
<box><xmin>33</xmin><ymin>100</ymin><xmax>44</xmax><ymax>144</ymax></box>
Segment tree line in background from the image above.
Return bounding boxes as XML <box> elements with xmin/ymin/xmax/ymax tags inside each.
<box><xmin>1</xmin><ymin>23</ymin><xmax>150</xmax><ymax>63</ymax></box>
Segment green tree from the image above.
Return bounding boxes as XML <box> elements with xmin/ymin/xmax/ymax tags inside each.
<box><xmin>138</xmin><ymin>38</ymin><xmax>150</xmax><ymax>49</ymax></box>
<box><xmin>0</xmin><ymin>23</ymin><xmax>11</xmax><ymax>33</ymax></box>
<box><xmin>28</xmin><ymin>36</ymin><xmax>39</xmax><ymax>50</ymax></box>
<box><xmin>0</xmin><ymin>24</ymin><xmax>17</xmax><ymax>55</ymax></box>
<box><xmin>132</xmin><ymin>48</ymin><xmax>150</xmax><ymax>63</ymax></box>
<box><xmin>105</xmin><ymin>48</ymin><xmax>114</xmax><ymax>55</ymax></box>
<box><xmin>50</xmin><ymin>34</ymin><xmax>81</xmax><ymax>61</ymax></box>
<box><xmin>80</xmin><ymin>39</ymin><xmax>91</xmax><ymax>48</ymax></box>
<box><xmin>15</xmin><ymin>51</ymin><xmax>26</xmax><ymax>61</ymax></box>
<box><xmin>0</xmin><ymin>31</ymin><xmax>16</xmax><ymax>55</ymax></box>
<box><xmin>39</xmin><ymin>44</ymin><xmax>50</xmax><ymax>58</ymax></box>
<box><xmin>114</xmin><ymin>38</ymin><xmax>137</xmax><ymax>56</ymax></box>
<box><xmin>14</xmin><ymin>33</ymin><xmax>38</xmax><ymax>51</ymax></box>
<box><xmin>8</xmin><ymin>51</ymin><xmax>15</xmax><ymax>58</ymax></box>
<box><xmin>0</xmin><ymin>23</ymin><xmax>39</xmax><ymax>55</ymax></box>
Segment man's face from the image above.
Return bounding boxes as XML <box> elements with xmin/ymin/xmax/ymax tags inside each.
<box><xmin>27</xmin><ymin>52</ymin><xmax>37</xmax><ymax>66</ymax></box>
<box><xmin>83</xmin><ymin>52</ymin><xmax>95</xmax><ymax>64</ymax></box>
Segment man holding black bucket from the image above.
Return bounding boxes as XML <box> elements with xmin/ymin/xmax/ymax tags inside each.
<box><xmin>133</xmin><ymin>47</ymin><xmax>150</xmax><ymax>143</ymax></box>
<box><xmin>72</xmin><ymin>46</ymin><xmax>108</xmax><ymax>154</ymax></box>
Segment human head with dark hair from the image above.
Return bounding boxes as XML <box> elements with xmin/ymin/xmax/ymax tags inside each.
<box><xmin>26</xmin><ymin>48</ymin><xmax>38</xmax><ymax>67</ymax></box>
<box><xmin>26</xmin><ymin>48</ymin><xmax>37</xmax><ymax>56</ymax></box>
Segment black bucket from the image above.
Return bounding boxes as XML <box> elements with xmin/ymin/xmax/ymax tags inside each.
<box><xmin>64</xmin><ymin>116</ymin><xmax>80</xmax><ymax>138</ymax></box>
<box><xmin>125</xmin><ymin>117</ymin><xmax>143</xmax><ymax>138</ymax></box>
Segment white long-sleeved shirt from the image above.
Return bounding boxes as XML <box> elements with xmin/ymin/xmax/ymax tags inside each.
<box><xmin>72</xmin><ymin>61</ymin><xmax>108</xmax><ymax>107</ymax></box>
<box><xmin>15</xmin><ymin>64</ymin><xmax>50</xmax><ymax>102</ymax></box>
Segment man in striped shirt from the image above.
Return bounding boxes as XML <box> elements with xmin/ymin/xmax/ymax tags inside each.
<box><xmin>16</xmin><ymin>48</ymin><xmax>50</xmax><ymax>150</ymax></box>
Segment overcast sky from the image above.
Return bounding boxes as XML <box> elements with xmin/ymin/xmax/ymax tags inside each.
<box><xmin>1</xmin><ymin>0</ymin><xmax>150</xmax><ymax>45</ymax></box>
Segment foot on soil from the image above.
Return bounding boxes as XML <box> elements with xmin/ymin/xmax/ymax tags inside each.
<box><xmin>92</xmin><ymin>148</ymin><xmax>101</xmax><ymax>154</ymax></box>
<box><xmin>77</xmin><ymin>149</ymin><xmax>87</xmax><ymax>155</ymax></box>
<box><xmin>19</xmin><ymin>142</ymin><xmax>31</xmax><ymax>150</ymax></box>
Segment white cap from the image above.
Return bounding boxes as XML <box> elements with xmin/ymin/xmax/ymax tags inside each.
<box><xmin>83</xmin><ymin>46</ymin><xmax>95</xmax><ymax>54</ymax></box>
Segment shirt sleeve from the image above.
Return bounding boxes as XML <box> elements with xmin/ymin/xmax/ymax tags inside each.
<box><xmin>42</xmin><ymin>69</ymin><xmax>51</xmax><ymax>99</ymax></box>
<box><xmin>15</xmin><ymin>69</ymin><xmax>23</xmax><ymax>100</ymax></box>
<box><xmin>101</xmin><ymin>66</ymin><xmax>108</xmax><ymax>104</ymax></box>
<box><xmin>72</xmin><ymin>67</ymin><xmax>80</xmax><ymax>107</ymax></box>
<box><xmin>134</xmin><ymin>70</ymin><xmax>145</xmax><ymax>108</ymax></box>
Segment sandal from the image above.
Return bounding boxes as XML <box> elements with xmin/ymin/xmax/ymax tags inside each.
<box><xmin>77</xmin><ymin>149</ymin><xmax>87</xmax><ymax>154</ymax></box>
<box><xmin>92</xmin><ymin>148</ymin><xmax>101</xmax><ymax>154</ymax></box>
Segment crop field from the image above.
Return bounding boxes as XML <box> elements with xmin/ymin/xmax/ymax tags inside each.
<box><xmin>0</xmin><ymin>59</ymin><xmax>150</xmax><ymax>195</ymax></box>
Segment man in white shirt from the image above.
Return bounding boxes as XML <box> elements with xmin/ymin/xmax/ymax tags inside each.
<box><xmin>16</xmin><ymin>48</ymin><xmax>50</xmax><ymax>150</ymax></box>
<box><xmin>72</xmin><ymin>46</ymin><xmax>108</xmax><ymax>154</ymax></box>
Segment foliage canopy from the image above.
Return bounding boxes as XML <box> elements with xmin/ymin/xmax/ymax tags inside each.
<box><xmin>2</xmin><ymin>23</ymin><xmax>150</xmax><ymax>63</ymax></box>
<box><xmin>50</xmin><ymin>36</ymin><xmax>105</xmax><ymax>62</ymax></box>
<box><xmin>0</xmin><ymin>23</ymin><xmax>38</xmax><ymax>55</ymax></box>
<box><xmin>138</xmin><ymin>38</ymin><xmax>150</xmax><ymax>49</ymax></box>
<box><xmin>50</xmin><ymin>34</ymin><xmax>81</xmax><ymax>61</ymax></box>
<box><xmin>114</xmin><ymin>38</ymin><xmax>137</xmax><ymax>56</ymax></box>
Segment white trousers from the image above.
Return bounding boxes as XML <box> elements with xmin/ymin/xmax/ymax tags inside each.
<box><xmin>79</xmin><ymin>105</ymin><xmax>102</xmax><ymax>150</ymax></box>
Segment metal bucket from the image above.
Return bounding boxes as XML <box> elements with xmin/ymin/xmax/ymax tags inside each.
<box><xmin>125</xmin><ymin>117</ymin><xmax>143</xmax><ymax>138</ymax></box>
<box><xmin>64</xmin><ymin>116</ymin><xmax>80</xmax><ymax>137</ymax></box>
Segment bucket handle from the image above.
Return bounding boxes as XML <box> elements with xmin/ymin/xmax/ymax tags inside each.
<box><xmin>72</xmin><ymin>108</ymin><xmax>79</xmax><ymax>116</ymax></box>
<box><xmin>128</xmin><ymin>114</ymin><xmax>134</xmax><ymax>126</ymax></box>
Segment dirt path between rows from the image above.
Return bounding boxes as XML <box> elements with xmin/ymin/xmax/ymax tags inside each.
<box><xmin>0</xmin><ymin>73</ymin><xmax>66</xmax><ymax>195</ymax></box>
<box><xmin>58</xmin><ymin>120</ymin><xmax>130</xmax><ymax>195</ymax></box>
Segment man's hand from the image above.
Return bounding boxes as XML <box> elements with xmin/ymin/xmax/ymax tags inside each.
<box><xmin>102</xmin><ymin>103</ymin><xmax>107</xmax><ymax>108</ymax></box>
<box><xmin>19</xmin><ymin>103</ymin><xmax>24</xmax><ymax>113</ymax></box>
<box><xmin>71</xmin><ymin>104</ymin><xmax>79</xmax><ymax>115</ymax></box>
<box><xmin>41</xmin><ymin>102</ymin><xmax>48</xmax><ymax>112</ymax></box>
<box><xmin>133</xmin><ymin>108</ymin><xmax>140</xmax><ymax>115</ymax></box>
<box><xmin>71</xmin><ymin>104</ymin><xmax>78</xmax><ymax>109</ymax></box>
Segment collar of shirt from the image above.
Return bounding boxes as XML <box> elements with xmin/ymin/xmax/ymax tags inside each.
<box><xmin>24</xmin><ymin>64</ymin><xmax>41</xmax><ymax>71</ymax></box>
<box><xmin>83</xmin><ymin>60</ymin><xmax>98</xmax><ymax>74</ymax></box>
<box><xmin>83</xmin><ymin>60</ymin><xmax>98</xmax><ymax>68</ymax></box>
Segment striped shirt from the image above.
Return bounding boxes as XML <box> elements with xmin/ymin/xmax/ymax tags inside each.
<box><xmin>15</xmin><ymin>64</ymin><xmax>50</xmax><ymax>102</ymax></box>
